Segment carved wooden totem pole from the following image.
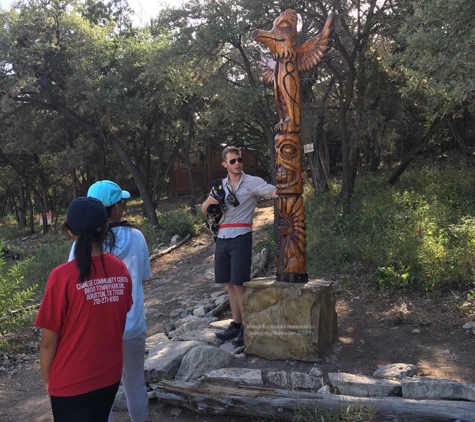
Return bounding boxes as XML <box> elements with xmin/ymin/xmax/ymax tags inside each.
<box><xmin>252</xmin><ymin>10</ymin><xmax>335</xmax><ymax>282</ymax></box>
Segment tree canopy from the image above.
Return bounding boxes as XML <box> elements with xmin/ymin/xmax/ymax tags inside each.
<box><xmin>0</xmin><ymin>0</ymin><xmax>474</xmax><ymax>230</ymax></box>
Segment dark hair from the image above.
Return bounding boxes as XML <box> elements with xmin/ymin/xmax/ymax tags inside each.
<box><xmin>103</xmin><ymin>200</ymin><xmax>133</xmax><ymax>253</ymax></box>
<box><xmin>67</xmin><ymin>223</ymin><xmax>109</xmax><ymax>282</ymax></box>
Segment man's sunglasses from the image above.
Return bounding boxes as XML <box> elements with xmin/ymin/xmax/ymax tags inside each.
<box><xmin>229</xmin><ymin>157</ymin><xmax>243</xmax><ymax>165</ymax></box>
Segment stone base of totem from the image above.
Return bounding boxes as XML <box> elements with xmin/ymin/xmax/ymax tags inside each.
<box><xmin>242</xmin><ymin>277</ymin><xmax>338</xmax><ymax>362</ymax></box>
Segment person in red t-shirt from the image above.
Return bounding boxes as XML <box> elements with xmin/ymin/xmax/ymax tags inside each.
<box><xmin>35</xmin><ymin>197</ymin><xmax>133</xmax><ymax>422</ymax></box>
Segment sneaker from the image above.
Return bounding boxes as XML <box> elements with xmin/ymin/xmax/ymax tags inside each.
<box><xmin>215</xmin><ymin>322</ymin><xmax>241</xmax><ymax>341</ymax></box>
<box><xmin>232</xmin><ymin>325</ymin><xmax>244</xmax><ymax>347</ymax></box>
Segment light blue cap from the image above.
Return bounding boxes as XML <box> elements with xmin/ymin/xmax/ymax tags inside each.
<box><xmin>87</xmin><ymin>180</ymin><xmax>131</xmax><ymax>207</ymax></box>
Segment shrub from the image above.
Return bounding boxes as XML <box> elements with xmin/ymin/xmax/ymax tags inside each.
<box><xmin>253</xmin><ymin>228</ymin><xmax>278</xmax><ymax>257</ymax></box>
<box><xmin>304</xmin><ymin>161</ymin><xmax>475</xmax><ymax>292</ymax></box>
<box><xmin>0</xmin><ymin>245</ymin><xmax>38</xmax><ymax>349</ymax></box>
<box><xmin>18</xmin><ymin>234</ymin><xmax>72</xmax><ymax>297</ymax></box>
<box><xmin>158</xmin><ymin>208</ymin><xmax>203</xmax><ymax>240</ymax></box>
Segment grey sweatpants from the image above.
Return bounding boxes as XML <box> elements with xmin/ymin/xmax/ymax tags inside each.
<box><xmin>108</xmin><ymin>331</ymin><xmax>148</xmax><ymax>422</ymax></box>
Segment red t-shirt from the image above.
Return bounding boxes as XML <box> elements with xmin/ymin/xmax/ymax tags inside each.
<box><xmin>34</xmin><ymin>253</ymin><xmax>133</xmax><ymax>397</ymax></box>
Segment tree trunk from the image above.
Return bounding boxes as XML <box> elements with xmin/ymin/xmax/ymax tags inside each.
<box><xmin>339</xmin><ymin>105</ymin><xmax>351</xmax><ymax>216</ymax></box>
<box><xmin>185</xmin><ymin>161</ymin><xmax>197</xmax><ymax>216</ymax></box>
<box><xmin>39</xmin><ymin>173</ymin><xmax>50</xmax><ymax>234</ymax></box>
<box><xmin>388</xmin><ymin>120</ymin><xmax>441</xmax><ymax>186</ymax></box>
<box><xmin>204</xmin><ymin>139</ymin><xmax>213</xmax><ymax>193</ymax></box>
<box><xmin>27</xmin><ymin>186</ymin><xmax>35</xmax><ymax>234</ymax></box>
<box><xmin>104</xmin><ymin>133</ymin><xmax>160</xmax><ymax>229</ymax></box>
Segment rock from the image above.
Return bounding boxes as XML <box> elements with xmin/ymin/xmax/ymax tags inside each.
<box><xmin>175</xmin><ymin>345</ymin><xmax>234</xmax><ymax>382</ymax></box>
<box><xmin>174</xmin><ymin>328</ymin><xmax>223</xmax><ymax>347</ymax></box>
<box><xmin>209</xmin><ymin>319</ymin><xmax>233</xmax><ymax>329</ymax></box>
<box><xmin>309</xmin><ymin>367</ymin><xmax>323</xmax><ymax>377</ymax></box>
<box><xmin>220</xmin><ymin>341</ymin><xmax>244</xmax><ymax>355</ymax></box>
<box><xmin>462</xmin><ymin>322</ymin><xmax>475</xmax><ymax>330</ymax></box>
<box><xmin>204</xmin><ymin>269</ymin><xmax>215</xmax><ymax>280</ymax></box>
<box><xmin>401</xmin><ymin>376</ymin><xmax>475</xmax><ymax>401</ymax></box>
<box><xmin>174</xmin><ymin>315</ymin><xmax>199</xmax><ymax>330</ymax></box>
<box><xmin>170</xmin><ymin>235</ymin><xmax>182</xmax><ymax>245</ymax></box>
<box><xmin>180</xmin><ymin>309</ymin><xmax>193</xmax><ymax>318</ymax></box>
<box><xmin>203</xmin><ymin>368</ymin><xmax>263</xmax><ymax>385</ymax></box>
<box><xmin>214</xmin><ymin>295</ymin><xmax>228</xmax><ymax>306</ymax></box>
<box><xmin>266</xmin><ymin>371</ymin><xmax>322</xmax><ymax>390</ymax></box>
<box><xmin>373</xmin><ymin>363</ymin><xmax>417</xmax><ymax>380</ymax></box>
<box><xmin>317</xmin><ymin>384</ymin><xmax>332</xmax><ymax>394</ymax></box>
<box><xmin>145</xmin><ymin>332</ymin><xmax>169</xmax><ymax>350</ymax></box>
<box><xmin>193</xmin><ymin>306</ymin><xmax>206</xmax><ymax>317</ymax></box>
<box><xmin>168</xmin><ymin>309</ymin><xmax>181</xmax><ymax>319</ymax></box>
<box><xmin>328</xmin><ymin>372</ymin><xmax>402</xmax><ymax>397</ymax></box>
<box><xmin>111</xmin><ymin>384</ymin><xmax>127</xmax><ymax>410</ymax></box>
<box><xmin>144</xmin><ymin>340</ymin><xmax>207</xmax><ymax>382</ymax></box>
<box><xmin>171</xmin><ymin>317</ymin><xmax>218</xmax><ymax>338</ymax></box>
<box><xmin>244</xmin><ymin>278</ymin><xmax>338</xmax><ymax>361</ymax></box>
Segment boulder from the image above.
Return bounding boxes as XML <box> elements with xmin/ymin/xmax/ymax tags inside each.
<box><xmin>243</xmin><ymin>278</ymin><xmax>338</xmax><ymax>361</ymax></box>
<box><xmin>175</xmin><ymin>344</ymin><xmax>234</xmax><ymax>382</ymax></box>
<box><xmin>373</xmin><ymin>363</ymin><xmax>417</xmax><ymax>380</ymax></box>
<box><xmin>144</xmin><ymin>340</ymin><xmax>206</xmax><ymax>382</ymax></box>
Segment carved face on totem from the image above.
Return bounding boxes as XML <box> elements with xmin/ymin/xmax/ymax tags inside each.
<box><xmin>275</xmin><ymin>133</ymin><xmax>302</xmax><ymax>194</ymax></box>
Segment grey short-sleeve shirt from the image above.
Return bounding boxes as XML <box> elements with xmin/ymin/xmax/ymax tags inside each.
<box><xmin>215</xmin><ymin>172</ymin><xmax>275</xmax><ymax>239</ymax></box>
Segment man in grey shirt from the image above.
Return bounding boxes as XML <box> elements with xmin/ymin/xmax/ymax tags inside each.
<box><xmin>202</xmin><ymin>146</ymin><xmax>278</xmax><ymax>346</ymax></box>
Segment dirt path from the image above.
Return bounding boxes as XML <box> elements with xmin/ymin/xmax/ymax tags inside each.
<box><xmin>1</xmin><ymin>199</ymin><xmax>474</xmax><ymax>422</ymax></box>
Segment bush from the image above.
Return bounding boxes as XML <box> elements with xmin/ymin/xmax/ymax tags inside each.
<box><xmin>17</xmin><ymin>234</ymin><xmax>72</xmax><ymax>298</ymax></box>
<box><xmin>0</xmin><ymin>244</ymin><xmax>38</xmax><ymax>349</ymax></box>
<box><xmin>253</xmin><ymin>228</ymin><xmax>278</xmax><ymax>257</ymax></box>
<box><xmin>158</xmin><ymin>208</ymin><xmax>203</xmax><ymax>240</ymax></box>
<box><xmin>304</xmin><ymin>162</ymin><xmax>475</xmax><ymax>292</ymax></box>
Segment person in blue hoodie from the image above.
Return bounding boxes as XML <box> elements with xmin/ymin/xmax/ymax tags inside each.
<box><xmin>69</xmin><ymin>181</ymin><xmax>150</xmax><ymax>422</ymax></box>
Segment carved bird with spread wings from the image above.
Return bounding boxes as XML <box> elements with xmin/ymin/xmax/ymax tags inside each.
<box><xmin>252</xmin><ymin>10</ymin><xmax>336</xmax><ymax>133</ymax></box>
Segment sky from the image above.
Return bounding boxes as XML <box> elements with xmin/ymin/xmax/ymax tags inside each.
<box><xmin>0</xmin><ymin>0</ymin><xmax>185</xmax><ymax>25</ymax></box>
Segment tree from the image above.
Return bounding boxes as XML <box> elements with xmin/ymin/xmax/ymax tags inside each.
<box><xmin>0</xmin><ymin>0</ymin><xmax>163</xmax><ymax>227</ymax></box>
<box><xmin>397</xmin><ymin>0</ymin><xmax>475</xmax><ymax>120</ymax></box>
<box><xmin>388</xmin><ymin>0</ymin><xmax>475</xmax><ymax>185</ymax></box>
<box><xmin>152</xmin><ymin>0</ymin><xmax>281</xmax><ymax>181</ymax></box>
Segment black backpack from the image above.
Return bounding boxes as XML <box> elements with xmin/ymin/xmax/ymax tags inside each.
<box><xmin>204</xmin><ymin>179</ymin><xmax>226</xmax><ymax>241</ymax></box>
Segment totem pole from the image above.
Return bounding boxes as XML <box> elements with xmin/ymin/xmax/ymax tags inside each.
<box><xmin>252</xmin><ymin>10</ymin><xmax>335</xmax><ymax>283</ymax></box>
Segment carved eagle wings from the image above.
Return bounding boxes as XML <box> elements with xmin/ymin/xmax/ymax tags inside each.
<box><xmin>259</xmin><ymin>13</ymin><xmax>336</xmax><ymax>83</ymax></box>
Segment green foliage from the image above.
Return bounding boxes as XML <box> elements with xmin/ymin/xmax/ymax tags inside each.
<box><xmin>397</xmin><ymin>0</ymin><xmax>475</xmax><ymax>118</ymax></box>
<box><xmin>305</xmin><ymin>162</ymin><xmax>475</xmax><ymax>292</ymax></box>
<box><xmin>295</xmin><ymin>403</ymin><xmax>376</xmax><ymax>421</ymax></box>
<box><xmin>0</xmin><ymin>246</ymin><xmax>38</xmax><ymax>349</ymax></box>
<box><xmin>253</xmin><ymin>228</ymin><xmax>278</xmax><ymax>257</ymax></box>
<box><xmin>0</xmin><ymin>215</ymin><xmax>24</xmax><ymax>240</ymax></box>
<box><xmin>135</xmin><ymin>217</ymin><xmax>160</xmax><ymax>253</ymax></box>
<box><xmin>18</xmin><ymin>236</ymin><xmax>72</xmax><ymax>296</ymax></box>
<box><xmin>158</xmin><ymin>208</ymin><xmax>203</xmax><ymax>241</ymax></box>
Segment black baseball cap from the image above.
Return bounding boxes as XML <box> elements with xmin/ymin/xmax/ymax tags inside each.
<box><xmin>66</xmin><ymin>197</ymin><xmax>108</xmax><ymax>236</ymax></box>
